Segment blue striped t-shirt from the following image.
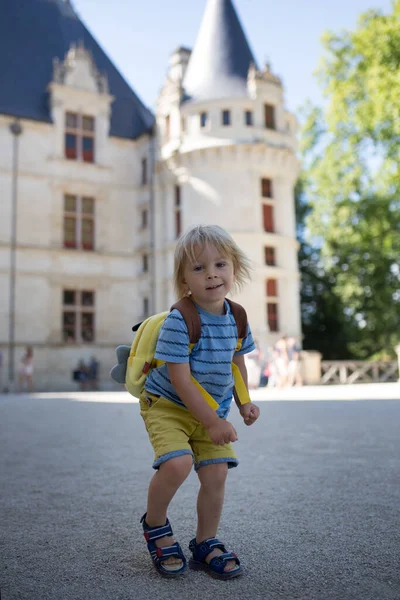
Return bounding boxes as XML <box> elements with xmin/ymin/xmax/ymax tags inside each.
<box><xmin>144</xmin><ymin>300</ymin><xmax>256</xmax><ymax>418</ymax></box>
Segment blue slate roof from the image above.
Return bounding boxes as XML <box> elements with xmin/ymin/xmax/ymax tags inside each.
<box><xmin>0</xmin><ymin>0</ymin><xmax>154</xmax><ymax>139</ymax></box>
<box><xmin>183</xmin><ymin>0</ymin><xmax>258</xmax><ymax>102</ymax></box>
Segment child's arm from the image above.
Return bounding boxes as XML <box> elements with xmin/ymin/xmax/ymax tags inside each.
<box><xmin>232</xmin><ymin>354</ymin><xmax>260</xmax><ymax>426</ymax></box>
<box><xmin>167</xmin><ymin>362</ymin><xmax>238</xmax><ymax>445</ymax></box>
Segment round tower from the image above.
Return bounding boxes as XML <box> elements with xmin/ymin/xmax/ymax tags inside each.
<box><xmin>154</xmin><ymin>0</ymin><xmax>301</xmax><ymax>348</ymax></box>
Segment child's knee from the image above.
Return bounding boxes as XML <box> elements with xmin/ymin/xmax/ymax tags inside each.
<box><xmin>198</xmin><ymin>462</ymin><xmax>229</xmax><ymax>488</ymax></box>
<box><xmin>159</xmin><ymin>453</ymin><xmax>193</xmax><ymax>483</ymax></box>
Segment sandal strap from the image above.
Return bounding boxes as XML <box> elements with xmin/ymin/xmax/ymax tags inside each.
<box><xmin>189</xmin><ymin>537</ymin><xmax>227</xmax><ymax>561</ymax></box>
<box><xmin>151</xmin><ymin>542</ymin><xmax>186</xmax><ymax>563</ymax></box>
<box><xmin>208</xmin><ymin>552</ymin><xmax>240</xmax><ymax>574</ymax></box>
<box><xmin>202</xmin><ymin>537</ymin><xmax>225</xmax><ymax>550</ymax></box>
<box><xmin>189</xmin><ymin>538</ymin><xmax>241</xmax><ymax>576</ymax></box>
<box><xmin>140</xmin><ymin>514</ymin><xmax>173</xmax><ymax>541</ymax></box>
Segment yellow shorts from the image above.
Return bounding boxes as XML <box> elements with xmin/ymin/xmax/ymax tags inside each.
<box><xmin>140</xmin><ymin>391</ymin><xmax>238</xmax><ymax>471</ymax></box>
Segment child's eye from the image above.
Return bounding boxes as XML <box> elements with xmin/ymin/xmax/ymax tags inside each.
<box><xmin>193</xmin><ymin>265</ymin><xmax>203</xmax><ymax>272</ymax></box>
<box><xmin>216</xmin><ymin>262</ymin><xmax>226</xmax><ymax>268</ymax></box>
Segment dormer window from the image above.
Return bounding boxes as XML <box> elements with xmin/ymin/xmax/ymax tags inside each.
<box><xmin>222</xmin><ymin>110</ymin><xmax>231</xmax><ymax>126</ymax></box>
<box><xmin>264</xmin><ymin>104</ymin><xmax>276</xmax><ymax>130</ymax></box>
<box><xmin>200</xmin><ymin>112</ymin><xmax>208</xmax><ymax>128</ymax></box>
<box><xmin>65</xmin><ymin>112</ymin><xmax>95</xmax><ymax>162</ymax></box>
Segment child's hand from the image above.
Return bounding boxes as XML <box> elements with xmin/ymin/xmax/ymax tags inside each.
<box><xmin>206</xmin><ymin>419</ymin><xmax>238</xmax><ymax>445</ymax></box>
<box><xmin>240</xmin><ymin>402</ymin><xmax>260</xmax><ymax>426</ymax></box>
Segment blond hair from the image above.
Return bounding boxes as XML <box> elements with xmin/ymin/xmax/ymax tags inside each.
<box><xmin>174</xmin><ymin>224</ymin><xmax>252</xmax><ymax>298</ymax></box>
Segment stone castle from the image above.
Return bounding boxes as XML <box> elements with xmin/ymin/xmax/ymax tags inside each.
<box><xmin>0</xmin><ymin>0</ymin><xmax>300</xmax><ymax>390</ymax></box>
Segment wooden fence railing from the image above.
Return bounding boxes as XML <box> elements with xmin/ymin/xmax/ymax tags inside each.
<box><xmin>320</xmin><ymin>361</ymin><xmax>398</xmax><ymax>385</ymax></box>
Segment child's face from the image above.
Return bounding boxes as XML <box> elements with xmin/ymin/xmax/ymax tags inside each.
<box><xmin>182</xmin><ymin>244</ymin><xmax>235</xmax><ymax>314</ymax></box>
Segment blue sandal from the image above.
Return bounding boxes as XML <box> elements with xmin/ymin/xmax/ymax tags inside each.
<box><xmin>189</xmin><ymin>537</ymin><xmax>242</xmax><ymax>580</ymax></box>
<box><xmin>140</xmin><ymin>514</ymin><xmax>187</xmax><ymax>577</ymax></box>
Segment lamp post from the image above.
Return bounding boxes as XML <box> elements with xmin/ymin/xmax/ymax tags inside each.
<box><xmin>7</xmin><ymin>119</ymin><xmax>23</xmax><ymax>392</ymax></box>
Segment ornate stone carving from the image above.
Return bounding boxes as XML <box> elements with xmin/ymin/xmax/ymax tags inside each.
<box><xmin>52</xmin><ymin>41</ymin><xmax>109</xmax><ymax>94</ymax></box>
<box><xmin>247</xmin><ymin>61</ymin><xmax>282</xmax><ymax>88</ymax></box>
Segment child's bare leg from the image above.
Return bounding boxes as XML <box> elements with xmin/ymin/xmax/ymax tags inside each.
<box><xmin>196</xmin><ymin>463</ymin><xmax>236</xmax><ymax>572</ymax></box>
<box><xmin>146</xmin><ymin>454</ymin><xmax>192</xmax><ymax>566</ymax></box>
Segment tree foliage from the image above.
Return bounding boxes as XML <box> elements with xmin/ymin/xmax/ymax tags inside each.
<box><xmin>299</xmin><ymin>1</ymin><xmax>400</xmax><ymax>358</ymax></box>
<box><xmin>296</xmin><ymin>179</ymin><xmax>355</xmax><ymax>359</ymax></box>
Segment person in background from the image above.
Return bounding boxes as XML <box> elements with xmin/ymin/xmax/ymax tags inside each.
<box><xmin>244</xmin><ymin>343</ymin><xmax>262</xmax><ymax>389</ymax></box>
<box><xmin>259</xmin><ymin>346</ymin><xmax>274</xmax><ymax>387</ymax></box>
<box><xmin>88</xmin><ymin>356</ymin><xmax>99</xmax><ymax>390</ymax></box>
<box><xmin>18</xmin><ymin>346</ymin><xmax>34</xmax><ymax>392</ymax></box>
<box><xmin>274</xmin><ymin>336</ymin><xmax>289</xmax><ymax>388</ymax></box>
<box><xmin>287</xmin><ymin>337</ymin><xmax>303</xmax><ymax>387</ymax></box>
<box><xmin>73</xmin><ymin>359</ymin><xmax>89</xmax><ymax>391</ymax></box>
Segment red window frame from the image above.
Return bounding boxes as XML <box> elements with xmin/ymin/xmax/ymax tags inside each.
<box><xmin>266</xmin><ymin>279</ymin><xmax>278</xmax><ymax>297</ymax></box>
<box><xmin>261</xmin><ymin>178</ymin><xmax>273</xmax><ymax>198</ymax></box>
<box><xmin>264</xmin><ymin>246</ymin><xmax>276</xmax><ymax>266</ymax></box>
<box><xmin>263</xmin><ymin>205</ymin><xmax>274</xmax><ymax>233</ymax></box>
<box><xmin>267</xmin><ymin>303</ymin><xmax>279</xmax><ymax>332</ymax></box>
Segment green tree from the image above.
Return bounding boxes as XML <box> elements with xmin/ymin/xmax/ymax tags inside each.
<box><xmin>296</xmin><ymin>179</ymin><xmax>355</xmax><ymax>359</ymax></box>
<box><xmin>299</xmin><ymin>1</ymin><xmax>400</xmax><ymax>358</ymax></box>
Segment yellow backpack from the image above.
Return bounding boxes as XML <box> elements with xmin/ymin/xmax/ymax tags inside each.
<box><xmin>110</xmin><ymin>297</ymin><xmax>251</xmax><ymax>410</ymax></box>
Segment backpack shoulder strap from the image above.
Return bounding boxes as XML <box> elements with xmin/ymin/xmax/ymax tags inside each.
<box><xmin>170</xmin><ymin>297</ymin><xmax>201</xmax><ymax>344</ymax></box>
<box><xmin>168</xmin><ymin>297</ymin><xmax>251</xmax><ymax>409</ymax></box>
<box><xmin>225</xmin><ymin>299</ymin><xmax>248</xmax><ymax>339</ymax></box>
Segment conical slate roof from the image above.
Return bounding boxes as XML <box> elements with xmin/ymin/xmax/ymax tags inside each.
<box><xmin>183</xmin><ymin>0</ymin><xmax>258</xmax><ymax>101</ymax></box>
<box><xmin>0</xmin><ymin>0</ymin><xmax>154</xmax><ymax>139</ymax></box>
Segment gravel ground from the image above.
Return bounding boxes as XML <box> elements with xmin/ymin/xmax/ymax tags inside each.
<box><xmin>1</xmin><ymin>391</ymin><xmax>399</xmax><ymax>600</ymax></box>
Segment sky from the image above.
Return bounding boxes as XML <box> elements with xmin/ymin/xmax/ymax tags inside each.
<box><xmin>71</xmin><ymin>0</ymin><xmax>393</xmax><ymax>116</ymax></box>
